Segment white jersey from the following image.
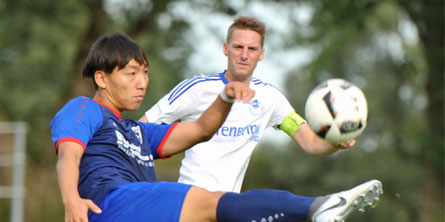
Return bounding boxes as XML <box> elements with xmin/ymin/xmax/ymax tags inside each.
<box><xmin>145</xmin><ymin>71</ymin><xmax>295</xmax><ymax>192</ymax></box>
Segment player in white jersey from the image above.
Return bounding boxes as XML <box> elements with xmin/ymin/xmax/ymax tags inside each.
<box><xmin>145</xmin><ymin>71</ymin><xmax>295</xmax><ymax>192</ymax></box>
<box><xmin>141</xmin><ymin>16</ymin><xmax>356</xmax><ymax>193</ymax></box>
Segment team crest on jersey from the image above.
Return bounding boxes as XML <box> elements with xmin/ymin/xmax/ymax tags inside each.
<box><xmin>131</xmin><ymin>126</ymin><xmax>143</xmax><ymax>144</ymax></box>
<box><xmin>115</xmin><ymin>129</ymin><xmax>154</xmax><ymax>168</ymax></box>
<box><xmin>249</xmin><ymin>99</ymin><xmax>264</xmax><ymax>116</ymax></box>
<box><xmin>112</xmin><ymin>121</ymin><xmax>153</xmax><ymax>167</ymax></box>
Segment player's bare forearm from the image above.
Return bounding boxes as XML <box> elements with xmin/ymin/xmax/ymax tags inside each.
<box><xmin>161</xmin><ymin>82</ymin><xmax>255</xmax><ymax>156</ymax></box>
<box><xmin>292</xmin><ymin>124</ymin><xmax>355</xmax><ymax>156</ymax></box>
<box><xmin>163</xmin><ymin>96</ymin><xmax>232</xmax><ymax>154</ymax></box>
<box><xmin>57</xmin><ymin>143</ymin><xmax>83</xmax><ymax>204</ymax></box>
<box><xmin>57</xmin><ymin>142</ymin><xmax>101</xmax><ymax>221</ymax></box>
<box><xmin>193</xmin><ymin>81</ymin><xmax>255</xmax><ymax>141</ymax></box>
<box><xmin>195</xmin><ymin>95</ymin><xmax>233</xmax><ymax>140</ymax></box>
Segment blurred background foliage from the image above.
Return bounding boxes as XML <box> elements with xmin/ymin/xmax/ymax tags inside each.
<box><xmin>0</xmin><ymin>0</ymin><xmax>443</xmax><ymax>221</ymax></box>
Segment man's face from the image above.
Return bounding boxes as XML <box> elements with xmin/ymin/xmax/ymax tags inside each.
<box><xmin>224</xmin><ymin>29</ymin><xmax>264</xmax><ymax>82</ymax></box>
<box><xmin>98</xmin><ymin>59</ymin><xmax>149</xmax><ymax>112</ymax></box>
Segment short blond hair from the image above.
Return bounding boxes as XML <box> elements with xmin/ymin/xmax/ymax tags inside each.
<box><xmin>226</xmin><ymin>16</ymin><xmax>266</xmax><ymax>47</ymax></box>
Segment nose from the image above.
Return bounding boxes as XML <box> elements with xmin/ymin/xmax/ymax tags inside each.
<box><xmin>136</xmin><ymin>72</ymin><xmax>148</xmax><ymax>90</ymax></box>
<box><xmin>240</xmin><ymin>47</ymin><xmax>248</xmax><ymax>60</ymax></box>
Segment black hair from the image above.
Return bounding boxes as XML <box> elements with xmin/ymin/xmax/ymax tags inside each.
<box><xmin>81</xmin><ymin>32</ymin><xmax>148</xmax><ymax>88</ymax></box>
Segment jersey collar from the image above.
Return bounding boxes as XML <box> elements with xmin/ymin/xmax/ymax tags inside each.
<box><xmin>220</xmin><ymin>70</ymin><xmax>229</xmax><ymax>85</ymax></box>
<box><xmin>92</xmin><ymin>99</ymin><xmax>123</xmax><ymax>120</ymax></box>
<box><xmin>219</xmin><ymin>70</ymin><xmax>255</xmax><ymax>87</ymax></box>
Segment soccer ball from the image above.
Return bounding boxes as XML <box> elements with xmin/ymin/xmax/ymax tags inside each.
<box><xmin>304</xmin><ymin>79</ymin><xmax>368</xmax><ymax>143</ymax></box>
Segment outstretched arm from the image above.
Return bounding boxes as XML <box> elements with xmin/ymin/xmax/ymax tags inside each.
<box><xmin>279</xmin><ymin>111</ymin><xmax>355</xmax><ymax>156</ymax></box>
<box><xmin>160</xmin><ymin>81</ymin><xmax>255</xmax><ymax>157</ymax></box>
<box><xmin>292</xmin><ymin>124</ymin><xmax>356</xmax><ymax>156</ymax></box>
<box><xmin>57</xmin><ymin>142</ymin><xmax>102</xmax><ymax>222</ymax></box>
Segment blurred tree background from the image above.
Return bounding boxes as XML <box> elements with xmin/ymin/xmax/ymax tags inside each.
<box><xmin>0</xmin><ymin>0</ymin><xmax>442</xmax><ymax>221</ymax></box>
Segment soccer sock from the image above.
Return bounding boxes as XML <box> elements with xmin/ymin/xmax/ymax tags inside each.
<box><xmin>216</xmin><ymin>189</ymin><xmax>315</xmax><ymax>222</ymax></box>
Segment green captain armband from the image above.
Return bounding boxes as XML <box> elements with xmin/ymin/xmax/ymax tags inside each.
<box><xmin>279</xmin><ymin>111</ymin><xmax>307</xmax><ymax>137</ymax></box>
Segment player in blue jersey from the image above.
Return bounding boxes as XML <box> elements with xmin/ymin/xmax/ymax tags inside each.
<box><xmin>51</xmin><ymin>32</ymin><xmax>382</xmax><ymax>222</ymax></box>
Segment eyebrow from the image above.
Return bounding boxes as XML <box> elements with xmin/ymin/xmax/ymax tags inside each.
<box><xmin>128</xmin><ymin>65</ymin><xmax>140</xmax><ymax>69</ymax></box>
<box><xmin>127</xmin><ymin>64</ymin><xmax>147</xmax><ymax>70</ymax></box>
<box><xmin>232</xmin><ymin>43</ymin><xmax>260</xmax><ymax>48</ymax></box>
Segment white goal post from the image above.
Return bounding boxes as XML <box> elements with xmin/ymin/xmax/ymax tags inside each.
<box><xmin>0</xmin><ymin>122</ymin><xmax>27</xmax><ymax>222</ymax></box>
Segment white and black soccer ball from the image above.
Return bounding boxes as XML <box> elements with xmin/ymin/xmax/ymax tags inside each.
<box><xmin>304</xmin><ymin>79</ymin><xmax>368</xmax><ymax>143</ymax></box>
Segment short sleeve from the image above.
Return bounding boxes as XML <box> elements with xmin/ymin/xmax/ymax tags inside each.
<box><xmin>267</xmin><ymin>87</ymin><xmax>295</xmax><ymax>129</ymax></box>
<box><xmin>138</xmin><ymin>122</ymin><xmax>179</xmax><ymax>159</ymax></box>
<box><xmin>50</xmin><ymin>97</ymin><xmax>103</xmax><ymax>153</ymax></box>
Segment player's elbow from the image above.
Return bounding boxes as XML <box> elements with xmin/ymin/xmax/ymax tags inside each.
<box><xmin>194</xmin><ymin>123</ymin><xmax>217</xmax><ymax>142</ymax></box>
<box><xmin>187</xmin><ymin>130</ymin><xmax>214</xmax><ymax>144</ymax></box>
<box><xmin>199</xmin><ymin>131</ymin><xmax>214</xmax><ymax>142</ymax></box>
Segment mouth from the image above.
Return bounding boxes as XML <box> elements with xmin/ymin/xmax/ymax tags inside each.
<box><xmin>134</xmin><ymin>95</ymin><xmax>145</xmax><ymax>102</ymax></box>
<box><xmin>237</xmin><ymin>62</ymin><xmax>250</xmax><ymax>69</ymax></box>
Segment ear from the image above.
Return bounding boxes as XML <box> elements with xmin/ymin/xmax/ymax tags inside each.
<box><xmin>223</xmin><ymin>42</ymin><xmax>229</xmax><ymax>56</ymax></box>
<box><xmin>258</xmin><ymin>48</ymin><xmax>265</xmax><ymax>62</ymax></box>
<box><xmin>94</xmin><ymin>71</ymin><xmax>107</xmax><ymax>89</ymax></box>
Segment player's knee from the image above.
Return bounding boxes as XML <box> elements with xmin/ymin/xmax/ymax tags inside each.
<box><xmin>180</xmin><ymin>186</ymin><xmax>224</xmax><ymax>222</ymax></box>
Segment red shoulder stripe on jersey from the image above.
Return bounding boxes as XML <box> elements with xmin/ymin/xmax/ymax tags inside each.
<box><xmin>92</xmin><ymin>99</ymin><xmax>122</xmax><ymax>120</ymax></box>
<box><xmin>156</xmin><ymin>122</ymin><xmax>180</xmax><ymax>159</ymax></box>
<box><xmin>55</xmin><ymin>137</ymin><xmax>86</xmax><ymax>154</ymax></box>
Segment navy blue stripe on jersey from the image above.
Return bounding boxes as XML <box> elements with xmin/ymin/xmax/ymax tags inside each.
<box><xmin>252</xmin><ymin>78</ymin><xmax>290</xmax><ymax>100</ymax></box>
<box><xmin>168</xmin><ymin>76</ymin><xmax>202</xmax><ymax>101</ymax></box>
<box><xmin>251</xmin><ymin>78</ymin><xmax>290</xmax><ymax>99</ymax></box>
<box><xmin>252</xmin><ymin>78</ymin><xmax>272</xmax><ymax>86</ymax></box>
<box><xmin>169</xmin><ymin>72</ymin><xmax>223</xmax><ymax>101</ymax></box>
<box><xmin>168</xmin><ymin>73</ymin><xmax>223</xmax><ymax>105</ymax></box>
<box><xmin>219</xmin><ymin>71</ymin><xmax>229</xmax><ymax>84</ymax></box>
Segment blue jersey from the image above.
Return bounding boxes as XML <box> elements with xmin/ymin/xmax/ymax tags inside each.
<box><xmin>51</xmin><ymin>96</ymin><xmax>177</xmax><ymax>205</ymax></box>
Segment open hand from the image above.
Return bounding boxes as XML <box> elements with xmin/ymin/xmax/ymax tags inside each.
<box><xmin>334</xmin><ymin>140</ymin><xmax>356</xmax><ymax>150</ymax></box>
<box><xmin>64</xmin><ymin>197</ymin><xmax>102</xmax><ymax>222</ymax></box>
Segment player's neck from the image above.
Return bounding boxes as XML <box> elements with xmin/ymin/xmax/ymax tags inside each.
<box><xmin>225</xmin><ymin>71</ymin><xmax>252</xmax><ymax>87</ymax></box>
<box><xmin>93</xmin><ymin>92</ymin><xmax>122</xmax><ymax>114</ymax></box>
